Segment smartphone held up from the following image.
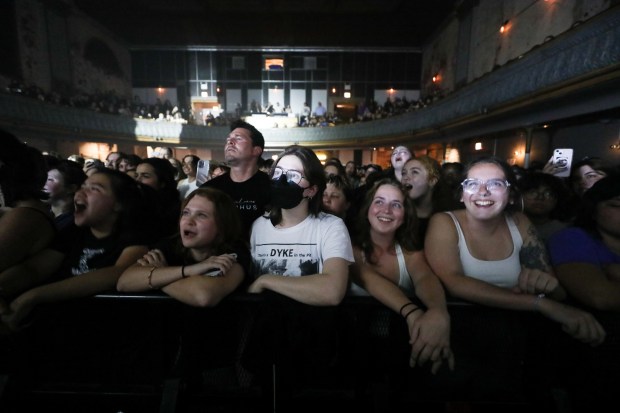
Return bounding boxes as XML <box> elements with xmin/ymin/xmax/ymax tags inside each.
<box><xmin>196</xmin><ymin>159</ymin><xmax>211</xmax><ymax>186</ymax></box>
<box><xmin>545</xmin><ymin>148</ymin><xmax>573</xmax><ymax>178</ymax></box>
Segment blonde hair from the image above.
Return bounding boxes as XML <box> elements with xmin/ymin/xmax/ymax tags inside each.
<box><xmin>405</xmin><ymin>156</ymin><xmax>441</xmax><ymax>184</ymax></box>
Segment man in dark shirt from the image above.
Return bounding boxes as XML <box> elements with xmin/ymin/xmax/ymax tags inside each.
<box><xmin>201</xmin><ymin>120</ymin><xmax>270</xmax><ymax>240</ymax></box>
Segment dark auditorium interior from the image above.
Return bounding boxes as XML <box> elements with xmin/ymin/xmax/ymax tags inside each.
<box><xmin>1</xmin><ymin>0</ymin><xmax>619</xmax><ymax>412</ymax></box>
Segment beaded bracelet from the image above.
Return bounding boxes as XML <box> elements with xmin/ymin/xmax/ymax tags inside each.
<box><xmin>147</xmin><ymin>266</ymin><xmax>157</xmax><ymax>289</ymax></box>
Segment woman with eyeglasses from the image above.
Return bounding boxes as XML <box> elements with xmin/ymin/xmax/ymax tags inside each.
<box><xmin>248</xmin><ymin>145</ymin><xmax>354</xmax><ymax>304</ymax></box>
<box><xmin>244</xmin><ymin>146</ymin><xmax>354</xmax><ymax>409</ymax></box>
<box><xmin>425</xmin><ymin>157</ymin><xmax>605</xmax><ymax>346</ymax></box>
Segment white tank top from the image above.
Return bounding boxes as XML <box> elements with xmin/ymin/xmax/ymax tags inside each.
<box><xmin>395</xmin><ymin>243</ymin><xmax>415</xmax><ymax>295</ymax></box>
<box><xmin>348</xmin><ymin>242</ymin><xmax>415</xmax><ymax>296</ymax></box>
<box><xmin>445</xmin><ymin>212</ymin><xmax>522</xmax><ymax>288</ymax></box>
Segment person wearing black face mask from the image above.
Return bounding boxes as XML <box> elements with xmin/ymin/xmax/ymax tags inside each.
<box><xmin>244</xmin><ymin>146</ymin><xmax>354</xmax><ymax>409</ymax></box>
<box><xmin>270</xmin><ymin>172</ymin><xmax>306</xmax><ymax>210</ymax></box>
<box><xmin>248</xmin><ymin>145</ymin><xmax>354</xmax><ymax>306</ymax></box>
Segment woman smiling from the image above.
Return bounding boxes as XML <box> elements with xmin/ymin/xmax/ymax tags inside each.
<box><xmin>425</xmin><ymin>157</ymin><xmax>605</xmax><ymax>346</ymax></box>
<box><xmin>351</xmin><ymin>178</ymin><xmax>454</xmax><ymax>373</ymax></box>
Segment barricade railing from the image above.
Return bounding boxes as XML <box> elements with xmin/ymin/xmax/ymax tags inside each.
<box><xmin>0</xmin><ymin>292</ymin><xmax>617</xmax><ymax>413</ymax></box>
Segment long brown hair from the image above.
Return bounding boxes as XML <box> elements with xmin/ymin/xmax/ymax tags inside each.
<box><xmin>354</xmin><ymin>178</ymin><xmax>420</xmax><ymax>265</ymax></box>
<box><xmin>178</xmin><ymin>188</ymin><xmax>242</xmax><ymax>256</ymax></box>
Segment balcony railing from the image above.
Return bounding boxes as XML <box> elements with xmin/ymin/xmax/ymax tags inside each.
<box><xmin>1</xmin><ymin>6</ymin><xmax>618</xmax><ymax>149</ymax></box>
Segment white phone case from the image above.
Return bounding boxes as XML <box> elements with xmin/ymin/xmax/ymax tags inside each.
<box><xmin>552</xmin><ymin>148</ymin><xmax>573</xmax><ymax>178</ymax></box>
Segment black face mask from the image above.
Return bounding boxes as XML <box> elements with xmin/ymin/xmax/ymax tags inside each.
<box><xmin>270</xmin><ymin>174</ymin><xmax>305</xmax><ymax>210</ymax></box>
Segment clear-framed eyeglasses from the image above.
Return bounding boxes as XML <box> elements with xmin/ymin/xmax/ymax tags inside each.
<box><xmin>461</xmin><ymin>178</ymin><xmax>511</xmax><ymax>194</ymax></box>
<box><xmin>272</xmin><ymin>167</ymin><xmax>306</xmax><ymax>184</ymax></box>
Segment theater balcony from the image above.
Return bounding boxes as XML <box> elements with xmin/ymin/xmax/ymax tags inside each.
<box><xmin>0</xmin><ymin>5</ymin><xmax>618</xmax><ymax>153</ymax></box>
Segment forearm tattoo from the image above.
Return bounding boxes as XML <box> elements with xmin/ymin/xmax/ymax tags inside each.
<box><xmin>519</xmin><ymin>224</ymin><xmax>551</xmax><ymax>271</ymax></box>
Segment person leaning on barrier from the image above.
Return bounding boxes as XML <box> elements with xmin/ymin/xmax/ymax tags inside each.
<box><xmin>117</xmin><ymin>188</ymin><xmax>249</xmax><ymax>307</ymax></box>
<box><xmin>350</xmin><ymin>178</ymin><xmax>454</xmax><ymax>374</ymax></box>
<box><xmin>0</xmin><ymin>169</ymin><xmax>151</xmax><ymax>332</ymax></box>
<box><xmin>243</xmin><ymin>145</ymin><xmax>354</xmax><ymax>408</ymax></box>
<box><xmin>548</xmin><ymin>173</ymin><xmax>620</xmax><ymax>312</ymax></box>
<box><xmin>0</xmin><ymin>131</ymin><xmax>55</xmax><ymax>277</ymax></box>
<box><xmin>248</xmin><ymin>145</ymin><xmax>353</xmax><ymax>305</ymax></box>
<box><xmin>425</xmin><ymin>156</ymin><xmax>606</xmax><ymax>347</ymax></box>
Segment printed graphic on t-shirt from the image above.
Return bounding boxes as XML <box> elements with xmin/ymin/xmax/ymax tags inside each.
<box><xmin>235</xmin><ymin>197</ymin><xmax>258</xmax><ymax>211</ymax></box>
<box><xmin>72</xmin><ymin>247</ymin><xmax>105</xmax><ymax>275</ymax></box>
<box><xmin>253</xmin><ymin>243</ymin><xmax>319</xmax><ymax>276</ymax></box>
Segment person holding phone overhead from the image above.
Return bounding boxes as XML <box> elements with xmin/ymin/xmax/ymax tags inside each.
<box><xmin>195</xmin><ymin>159</ymin><xmax>211</xmax><ymax>186</ymax></box>
<box><xmin>544</xmin><ymin>148</ymin><xmax>574</xmax><ymax>178</ymax></box>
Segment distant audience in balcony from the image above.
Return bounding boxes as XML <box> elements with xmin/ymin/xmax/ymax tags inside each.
<box><xmin>313</xmin><ymin>101</ymin><xmax>327</xmax><ymax>117</ymax></box>
<box><xmin>3</xmin><ymin>78</ymin><xmax>445</xmax><ymax>130</ymax></box>
<box><xmin>296</xmin><ymin>96</ymin><xmax>437</xmax><ymax>128</ymax></box>
<box><xmin>3</xmin><ymin>80</ymin><xmax>190</xmax><ymax>124</ymax></box>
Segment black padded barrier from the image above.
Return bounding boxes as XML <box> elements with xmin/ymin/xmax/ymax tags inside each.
<box><xmin>0</xmin><ymin>292</ymin><xmax>618</xmax><ymax>413</ymax></box>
